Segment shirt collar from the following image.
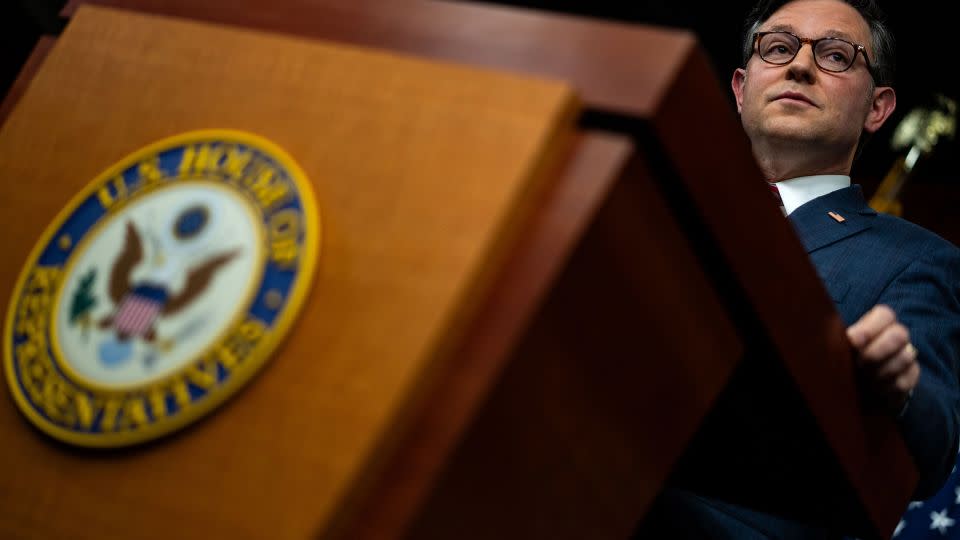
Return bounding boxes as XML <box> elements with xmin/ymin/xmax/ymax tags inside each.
<box><xmin>773</xmin><ymin>175</ymin><xmax>851</xmax><ymax>215</ymax></box>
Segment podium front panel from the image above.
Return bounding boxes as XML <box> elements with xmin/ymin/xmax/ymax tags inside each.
<box><xmin>0</xmin><ymin>6</ymin><xmax>577</xmax><ymax>539</ymax></box>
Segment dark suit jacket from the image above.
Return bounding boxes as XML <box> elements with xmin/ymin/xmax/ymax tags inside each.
<box><xmin>793</xmin><ymin>185</ymin><xmax>960</xmax><ymax>497</ymax></box>
<box><xmin>636</xmin><ymin>186</ymin><xmax>960</xmax><ymax>539</ymax></box>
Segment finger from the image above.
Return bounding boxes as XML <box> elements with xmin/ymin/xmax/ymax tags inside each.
<box><xmin>847</xmin><ymin>305</ymin><xmax>896</xmax><ymax>348</ymax></box>
<box><xmin>871</xmin><ymin>361</ymin><xmax>920</xmax><ymax>414</ymax></box>
<box><xmin>874</xmin><ymin>342</ymin><xmax>918</xmax><ymax>380</ymax></box>
<box><xmin>891</xmin><ymin>362</ymin><xmax>920</xmax><ymax>397</ymax></box>
<box><xmin>860</xmin><ymin>324</ymin><xmax>910</xmax><ymax>366</ymax></box>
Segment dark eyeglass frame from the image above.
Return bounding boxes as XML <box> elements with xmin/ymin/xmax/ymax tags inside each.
<box><xmin>752</xmin><ymin>31</ymin><xmax>875</xmax><ymax>79</ymax></box>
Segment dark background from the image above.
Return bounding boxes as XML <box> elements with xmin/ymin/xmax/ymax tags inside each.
<box><xmin>2</xmin><ymin>0</ymin><xmax>957</xmax><ymax>239</ymax></box>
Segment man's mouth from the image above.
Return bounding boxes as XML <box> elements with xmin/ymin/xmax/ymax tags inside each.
<box><xmin>773</xmin><ymin>91</ymin><xmax>817</xmax><ymax>107</ymax></box>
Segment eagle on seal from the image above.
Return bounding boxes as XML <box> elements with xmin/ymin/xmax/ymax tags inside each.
<box><xmin>98</xmin><ymin>221</ymin><xmax>238</xmax><ymax>346</ymax></box>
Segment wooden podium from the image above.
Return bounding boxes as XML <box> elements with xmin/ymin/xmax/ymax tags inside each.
<box><xmin>0</xmin><ymin>2</ymin><xmax>916</xmax><ymax>539</ymax></box>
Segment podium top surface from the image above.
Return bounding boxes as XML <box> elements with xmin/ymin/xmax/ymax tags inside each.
<box><xmin>61</xmin><ymin>0</ymin><xmax>700</xmax><ymax>118</ymax></box>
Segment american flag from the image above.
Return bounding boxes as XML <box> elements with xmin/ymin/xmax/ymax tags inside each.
<box><xmin>114</xmin><ymin>284</ymin><xmax>168</xmax><ymax>337</ymax></box>
<box><xmin>891</xmin><ymin>450</ymin><xmax>960</xmax><ymax>539</ymax></box>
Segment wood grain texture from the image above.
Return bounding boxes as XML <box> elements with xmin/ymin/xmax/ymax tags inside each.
<box><xmin>0</xmin><ymin>35</ymin><xmax>55</xmax><ymax>128</ymax></box>
<box><xmin>403</xmin><ymin>145</ymin><xmax>743</xmax><ymax>540</ymax></box>
<box><xmin>0</xmin><ymin>6</ymin><xmax>577</xmax><ymax>539</ymax></box>
<box><xmin>61</xmin><ymin>0</ymin><xmax>696</xmax><ymax>118</ymax></box>
<box><xmin>329</xmin><ymin>132</ymin><xmax>742</xmax><ymax>539</ymax></box>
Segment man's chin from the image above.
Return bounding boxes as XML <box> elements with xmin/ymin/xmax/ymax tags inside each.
<box><xmin>755</xmin><ymin>122</ymin><xmax>825</xmax><ymax>144</ymax></box>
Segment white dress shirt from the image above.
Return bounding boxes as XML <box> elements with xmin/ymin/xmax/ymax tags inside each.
<box><xmin>774</xmin><ymin>175</ymin><xmax>851</xmax><ymax>215</ymax></box>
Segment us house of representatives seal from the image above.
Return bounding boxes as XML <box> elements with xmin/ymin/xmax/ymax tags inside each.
<box><xmin>4</xmin><ymin>130</ymin><xmax>319</xmax><ymax>447</ymax></box>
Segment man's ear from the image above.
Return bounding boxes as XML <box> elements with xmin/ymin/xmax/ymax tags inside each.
<box><xmin>732</xmin><ymin>68</ymin><xmax>747</xmax><ymax>114</ymax></box>
<box><xmin>864</xmin><ymin>86</ymin><xmax>896</xmax><ymax>134</ymax></box>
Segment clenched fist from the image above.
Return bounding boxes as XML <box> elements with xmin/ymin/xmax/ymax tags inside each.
<box><xmin>846</xmin><ymin>304</ymin><xmax>920</xmax><ymax>415</ymax></box>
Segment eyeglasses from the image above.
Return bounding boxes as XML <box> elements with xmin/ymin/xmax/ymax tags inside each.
<box><xmin>753</xmin><ymin>31</ymin><xmax>874</xmax><ymax>78</ymax></box>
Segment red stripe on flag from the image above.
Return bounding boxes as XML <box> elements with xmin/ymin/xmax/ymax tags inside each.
<box><xmin>115</xmin><ymin>294</ymin><xmax>161</xmax><ymax>336</ymax></box>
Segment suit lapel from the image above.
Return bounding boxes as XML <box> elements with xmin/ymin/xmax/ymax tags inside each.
<box><xmin>789</xmin><ymin>185</ymin><xmax>876</xmax><ymax>253</ymax></box>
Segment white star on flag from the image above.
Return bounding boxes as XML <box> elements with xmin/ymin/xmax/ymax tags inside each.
<box><xmin>930</xmin><ymin>509</ymin><xmax>956</xmax><ymax>534</ymax></box>
<box><xmin>909</xmin><ymin>501</ymin><xmax>925</xmax><ymax>510</ymax></box>
<box><xmin>955</xmin><ymin>486</ymin><xmax>960</xmax><ymax>505</ymax></box>
<box><xmin>894</xmin><ymin>519</ymin><xmax>905</xmax><ymax>537</ymax></box>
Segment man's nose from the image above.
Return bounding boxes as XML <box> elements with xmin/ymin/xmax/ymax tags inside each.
<box><xmin>786</xmin><ymin>43</ymin><xmax>817</xmax><ymax>83</ymax></box>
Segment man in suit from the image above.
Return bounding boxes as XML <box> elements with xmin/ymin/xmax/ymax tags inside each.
<box><xmin>732</xmin><ymin>0</ymin><xmax>960</xmax><ymax>499</ymax></box>
<box><xmin>637</xmin><ymin>0</ymin><xmax>960</xmax><ymax>537</ymax></box>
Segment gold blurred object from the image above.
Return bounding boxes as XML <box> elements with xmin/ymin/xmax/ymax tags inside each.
<box><xmin>869</xmin><ymin>94</ymin><xmax>956</xmax><ymax>216</ymax></box>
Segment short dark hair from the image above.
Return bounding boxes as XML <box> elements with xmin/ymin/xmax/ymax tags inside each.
<box><xmin>740</xmin><ymin>0</ymin><xmax>896</xmax><ymax>87</ymax></box>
